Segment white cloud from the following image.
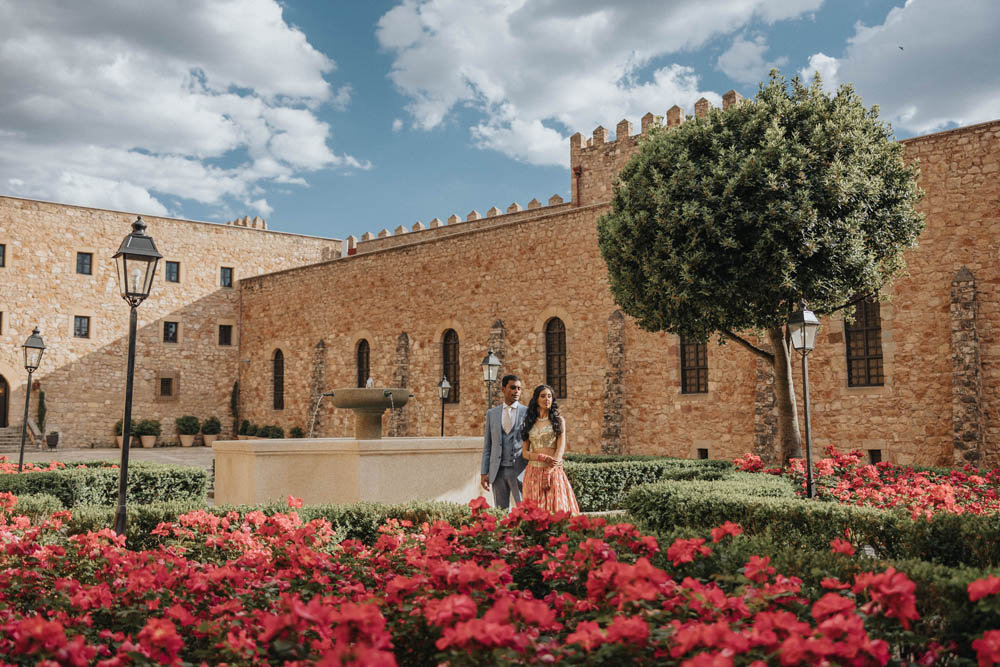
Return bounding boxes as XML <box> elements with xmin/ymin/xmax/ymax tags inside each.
<box><xmin>799</xmin><ymin>53</ymin><xmax>840</xmax><ymax>90</ymax></box>
<box><xmin>717</xmin><ymin>35</ymin><xmax>788</xmax><ymax>85</ymax></box>
<box><xmin>0</xmin><ymin>0</ymin><xmax>366</xmax><ymax>217</ymax></box>
<box><xmin>802</xmin><ymin>0</ymin><xmax>1000</xmax><ymax>134</ymax></box>
<box><xmin>392</xmin><ymin>118</ymin><xmax>404</xmax><ymax>132</ymax></box>
<box><xmin>376</xmin><ymin>0</ymin><xmax>822</xmax><ymax>166</ymax></box>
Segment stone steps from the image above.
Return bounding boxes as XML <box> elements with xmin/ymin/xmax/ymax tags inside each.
<box><xmin>0</xmin><ymin>426</ymin><xmax>40</xmax><ymax>454</ymax></box>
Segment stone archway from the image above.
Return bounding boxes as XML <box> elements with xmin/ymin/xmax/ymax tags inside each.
<box><xmin>0</xmin><ymin>375</ymin><xmax>8</xmax><ymax>428</ymax></box>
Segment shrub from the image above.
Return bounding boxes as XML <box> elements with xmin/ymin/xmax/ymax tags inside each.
<box><xmin>201</xmin><ymin>416</ymin><xmax>222</xmax><ymax>435</ymax></box>
<box><xmin>245</xmin><ymin>423</ymin><xmax>258</xmax><ymax>436</ymax></box>
<box><xmin>0</xmin><ymin>462</ymin><xmax>208</xmax><ymax>509</ymax></box>
<box><xmin>289</xmin><ymin>426</ymin><xmax>304</xmax><ymax>438</ymax></box>
<box><xmin>8</xmin><ymin>492</ymin><xmax>63</xmax><ymax>520</ymax></box>
<box><xmin>239</xmin><ymin>419</ymin><xmax>250</xmax><ymax>435</ymax></box>
<box><xmin>37</xmin><ymin>390</ymin><xmax>47</xmax><ymax>433</ymax></box>
<box><xmin>257</xmin><ymin>425</ymin><xmax>285</xmax><ymax>438</ymax></box>
<box><xmin>134</xmin><ymin>419</ymin><xmax>161</xmax><ymax>437</ymax></box>
<box><xmin>174</xmin><ymin>415</ymin><xmax>200</xmax><ymax>435</ymax></box>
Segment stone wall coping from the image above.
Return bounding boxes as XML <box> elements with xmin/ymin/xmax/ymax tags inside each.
<box><xmin>0</xmin><ymin>195</ymin><xmax>342</xmax><ymax>243</ymax></box>
<box><xmin>212</xmin><ymin>437</ymin><xmax>481</xmax><ymax>455</ymax></box>
<box><xmin>900</xmin><ymin>118</ymin><xmax>1000</xmax><ymax>146</ymax></box>
<box><xmin>241</xmin><ymin>202</ymin><xmax>611</xmax><ymax>285</ymax></box>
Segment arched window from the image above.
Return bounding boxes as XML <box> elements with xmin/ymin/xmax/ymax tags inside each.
<box><xmin>0</xmin><ymin>374</ymin><xmax>9</xmax><ymax>428</ymax></box>
<box><xmin>545</xmin><ymin>317</ymin><xmax>567</xmax><ymax>398</ymax></box>
<box><xmin>272</xmin><ymin>349</ymin><xmax>284</xmax><ymax>410</ymax></box>
<box><xmin>356</xmin><ymin>339</ymin><xmax>370</xmax><ymax>388</ymax></box>
<box><xmin>680</xmin><ymin>336</ymin><xmax>708</xmax><ymax>394</ymax></box>
<box><xmin>845</xmin><ymin>297</ymin><xmax>884</xmax><ymax>387</ymax></box>
<box><xmin>442</xmin><ymin>329</ymin><xmax>460</xmax><ymax>403</ymax></box>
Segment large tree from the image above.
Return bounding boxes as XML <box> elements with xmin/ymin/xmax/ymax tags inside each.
<box><xmin>597</xmin><ymin>73</ymin><xmax>924</xmax><ymax>462</ymax></box>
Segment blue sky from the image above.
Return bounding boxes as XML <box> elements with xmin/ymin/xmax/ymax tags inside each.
<box><xmin>1</xmin><ymin>0</ymin><xmax>998</xmax><ymax>240</ymax></box>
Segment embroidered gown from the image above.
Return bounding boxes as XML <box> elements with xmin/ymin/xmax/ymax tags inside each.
<box><xmin>522</xmin><ymin>420</ymin><xmax>580</xmax><ymax>515</ymax></box>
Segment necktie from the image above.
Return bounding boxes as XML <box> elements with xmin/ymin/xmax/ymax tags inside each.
<box><xmin>503</xmin><ymin>406</ymin><xmax>512</xmax><ymax>433</ymax></box>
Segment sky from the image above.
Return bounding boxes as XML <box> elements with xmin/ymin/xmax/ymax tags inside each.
<box><xmin>1</xmin><ymin>0</ymin><xmax>998</xmax><ymax>240</ymax></box>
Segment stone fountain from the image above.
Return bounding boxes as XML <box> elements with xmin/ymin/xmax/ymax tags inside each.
<box><xmin>212</xmin><ymin>386</ymin><xmax>487</xmax><ymax>507</ymax></box>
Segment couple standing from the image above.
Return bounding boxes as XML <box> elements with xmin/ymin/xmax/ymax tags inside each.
<box><xmin>480</xmin><ymin>374</ymin><xmax>580</xmax><ymax>513</ymax></box>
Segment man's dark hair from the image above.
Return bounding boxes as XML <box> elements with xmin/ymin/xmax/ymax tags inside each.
<box><xmin>501</xmin><ymin>374</ymin><xmax>521</xmax><ymax>388</ymax></box>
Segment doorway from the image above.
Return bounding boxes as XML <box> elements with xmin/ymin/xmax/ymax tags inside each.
<box><xmin>0</xmin><ymin>375</ymin><xmax>8</xmax><ymax>427</ymax></box>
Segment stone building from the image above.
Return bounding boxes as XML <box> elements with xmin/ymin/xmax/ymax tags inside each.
<box><xmin>1</xmin><ymin>95</ymin><xmax>998</xmax><ymax>466</ymax></box>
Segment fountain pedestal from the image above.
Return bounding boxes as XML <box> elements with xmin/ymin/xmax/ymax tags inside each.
<box><xmin>328</xmin><ymin>387</ymin><xmax>410</xmax><ymax>439</ymax></box>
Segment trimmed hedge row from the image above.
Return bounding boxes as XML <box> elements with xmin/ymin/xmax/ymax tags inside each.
<box><xmin>0</xmin><ymin>463</ymin><xmax>208</xmax><ymax>508</ymax></box>
<box><xmin>563</xmin><ymin>457</ymin><xmax>735</xmax><ymax>512</ymax></box>
<box><xmin>7</xmin><ymin>497</ymin><xmax>491</xmax><ymax>551</ymax></box>
<box><xmin>623</xmin><ymin>477</ymin><xmax>1000</xmax><ymax>569</ymax></box>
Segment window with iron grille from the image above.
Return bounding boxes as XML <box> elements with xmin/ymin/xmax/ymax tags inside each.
<box><xmin>845</xmin><ymin>297</ymin><xmax>884</xmax><ymax>387</ymax></box>
<box><xmin>220</xmin><ymin>267</ymin><xmax>233</xmax><ymax>288</ymax></box>
<box><xmin>73</xmin><ymin>315</ymin><xmax>90</xmax><ymax>339</ymax></box>
<box><xmin>163</xmin><ymin>321</ymin><xmax>178</xmax><ymax>343</ymax></box>
<box><xmin>165</xmin><ymin>261</ymin><xmax>180</xmax><ymax>283</ymax></box>
<box><xmin>0</xmin><ymin>243</ymin><xmax>5</xmax><ymax>266</ymax></box>
<box><xmin>545</xmin><ymin>318</ymin><xmax>567</xmax><ymax>398</ymax></box>
<box><xmin>218</xmin><ymin>324</ymin><xmax>233</xmax><ymax>346</ymax></box>
<box><xmin>357</xmin><ymin>339</ymin><xmax>370</xmax><ymax>388</ymax></box>
<box><xmin>680</xmin><ymin>336</ymin><xmax>708</xmax><ymax>394</ymax></box>
<box><xmin>76</xmin><ymin>252</ymin><xmax>92</xmax><ymax>275</ymax></box>
<box><xmin>442</xmin><ymin>329</ymin><xmax>460</xmax><ymax>403</ymax></box>
<box><xmin>160</xmin><ymin>377</ymin><xmax>173</xmax><ymax>397</ymax></box>
<box><xmin>272</xmin><ymin>349</ymin><xmax>284</xmax><ymax>410</ymax></box>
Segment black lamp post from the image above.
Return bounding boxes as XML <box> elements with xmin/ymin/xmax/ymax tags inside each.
<box><xmin>18</xmin><ymin>327</ymin><xmax>45</xmax><ymax>472</ymax></box>
<box><xmin>437</xmin><ymin>376</ymin><xmax>451</xmax><ymax>436</ymax></box>
<box><xmin>112</xmin><ymin>217</ymin><xmax>161</xmax><ymax>535</ymax></box>
<box><xmin>480</xmin><ymin>348</ymin><xmax>501</xmax><ymax>410</ymax></box>
<box><xmin>788</xmin><ymin>301</ymin><xmax>821</xmax><ymax>498</ymax></box>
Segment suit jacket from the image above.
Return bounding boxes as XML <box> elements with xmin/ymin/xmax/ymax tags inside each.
<box><xmin>481</xmin><ymin>402</ymin><xmax>528</xmax><ymax>483</ymax></box>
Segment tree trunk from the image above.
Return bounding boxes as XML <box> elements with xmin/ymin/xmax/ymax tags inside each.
<box><xmin>767</xmin><ymin>326</ymin><xmax>801</xmax><ymax>462</ymax></box>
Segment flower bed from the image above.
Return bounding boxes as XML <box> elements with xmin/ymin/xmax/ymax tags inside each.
<box><xmin>3</xmin><ymin>493</ymin><xmax>999</xmax><ymax>664</ymax></box>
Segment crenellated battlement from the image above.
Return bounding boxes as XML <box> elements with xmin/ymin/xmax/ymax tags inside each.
<box><xmin>347</xmin><ymin>91</ymin><xmax>744</xmax><ymax>255</ymax></box>
<box><xmin>225</xmin><ymin>215</ymin><xmax>268</xmax><ymax>230</ymax></box>
<box><xmin>570</xmin><ymin>91</ymin><xmax>742</xmax><ymax>206</ymax></box>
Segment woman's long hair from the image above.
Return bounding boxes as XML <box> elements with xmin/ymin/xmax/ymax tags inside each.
<box><xmin>520</xmin><ymin>384</ymin><xmax>562</xmax><ymax>441</ymax></box>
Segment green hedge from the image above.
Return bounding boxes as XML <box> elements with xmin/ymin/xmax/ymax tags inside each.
<box><xmin>564</xmin><ymin>457</ymin><xmax>736</xmax><ymax>511</ymax></box>
<box><xmin>623</xmin><ymin>477</ymin><xmax>1000</xmax><ymax>569</ymax></box>
<box><xmin>0</xmin><ymin>463</ymin><xmax>208</xmax><ymax>508</ymax></box>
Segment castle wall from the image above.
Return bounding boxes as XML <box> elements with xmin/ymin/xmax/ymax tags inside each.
<box><xmin>0</xmin><ymin>196</ymin><xmax>341</xmax><ymax>446</ymax></box>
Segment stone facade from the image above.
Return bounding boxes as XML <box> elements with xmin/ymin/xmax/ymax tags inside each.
<box><xmin>0</xmin><ymin>196</ymin><xmax>340</xmax><ymax>446</ymax></box>
<box><xmin>3</xmin><ymin>102</ymin><xmax>999</xmax><ymax>467</ymax></box>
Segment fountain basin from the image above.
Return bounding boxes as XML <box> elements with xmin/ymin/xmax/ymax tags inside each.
<box><xmin>329</xmin><ymin>388</ymin><xmax>411</xmax><ymax>439</ymax></box>
<box><xmin>212</xmin><ymin>436</ymin><xmax>485</xmax><ymax>506</ymax></box>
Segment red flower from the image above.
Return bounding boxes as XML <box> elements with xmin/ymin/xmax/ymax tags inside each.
<box><xmin>853</xmin><ymin>567</ymin><xmax>920</xmax><ymax>630</ymax></box>
<box><xmin>743</xmin><ymin>555</ymin><xmax>776</xmax><ymax>583</ymax></box>
<box><xmin>969</xmin><ymin>575</ymin><xmax>1000</xmax><ymax>602</ymax></box>
<box><xmin>811</xmin><ymin>593</ymin><xmax>855</xmax><ymax>621</ymax></box>
<box><xmin>667</xmin><ymin>537</ymin><xmax>712</xmax><ymax>566</ymax></box>
<box><xmin>606</xmin><ymin>615</ymin><xmax>649</xmax><ymax>645</ymax></box>
<box><xmin>973</xmin><ymin>630</ymin><xmax>1000</xmax><ymax>667</ymax></box>
<box><xmin>137</xmin><ymin>618</ymin><xmax>184</xmax><ymax>663</ymax></box>
<box><xmin>830</xmin><ymin>538</ymin><xmax>856</xmax><ymax>556</ymax></box>
<box><xmin>468</xmin><ymin>496</ymin><xmax>489</xmax><ymax>513</ymax></box>
<box><xmin>424</xmin><ymin>594</ymin><xmax>478</xmax><ymax>626</ymax></box>
<box><xmin>286</xmin><ymin>495</ymin><xmax>303</xmax><ymax>508</ymax></box>
<box><xmin>711</xmin><ymin>521</ymin><xmax>743</xmax><ymax>543</ymax></box>
<box><xmin>565</xmin><ymin>621</ymin><xmax>606</xmax><ymax>651</ymax></box>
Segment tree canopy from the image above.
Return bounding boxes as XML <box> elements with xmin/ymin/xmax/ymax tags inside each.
<box><xmin>597</xmin><ymin>73</ymin><xmax>924</xmax><ymax>342</ymax></box>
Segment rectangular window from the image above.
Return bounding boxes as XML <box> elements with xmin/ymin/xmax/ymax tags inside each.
<box><xmin>680</xmin><ymin>336</ymin><xmax>708</xmax><ymax>394</ymax></box>
<box><xmin>868</xmin><ymin>449</ymin><xmax>883</xmax><ymax>465</ymax></box>
<box><xmin>163</xmin><ymin>321</ymin><xmax>178</xmax><ymax>343</ymax></box>
<box><xmin>165</xmin><ymin>261</ymin><xmax>180</xmax><ymax>283</ymax></box>
<box><xmin>73</xmin><ymin>315</ymin><xmax>91</xmax><ymax>338</ymax></box>
<box><xmin>697</xmin><ymin>448</ymin><xmax>709</xmax><ymax>460</ymax></box>
<box><xmin>219</xmin><ymin>324</ymin><xmax>233</xmax><ymax>346</ymax></box>
<box><xmin>1</xmin><ymin>243</ymin><xmax>7</xmax><ymax>266</ymax></box>
<box><xmin>159</xmin><ymin>377</ymin><xmax>173</xmax><ymax>397</ymax></box>
<box><xmin>220</xmin><ymin>266</ymin><xmax>233</xmax><ymax>288</ymax></box>
<box><xmin>845</xmin><ymin>297</ymin><xmax>884</xmax><ymax>387</ymax></box>
<box><xmin>76</xmin><ymin>252</ymin><xmax>92</xmax><ymax>275</ymax></box>
<box><xmin>0</xmin><ymin>311</ymin><xmax>3</xmax><ymax>334</ymax></box>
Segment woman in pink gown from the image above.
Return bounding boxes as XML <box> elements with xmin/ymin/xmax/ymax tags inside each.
<box><xmin>520</xmin><ymin>384</ymin><xmax>580</xmax><ymax>515</ymax></box>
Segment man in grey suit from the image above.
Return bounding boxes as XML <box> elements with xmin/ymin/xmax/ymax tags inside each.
<box><xmin>480</xmin><ymin>374</ymin><xmax>527</xmax><ymax>509</ymax></box>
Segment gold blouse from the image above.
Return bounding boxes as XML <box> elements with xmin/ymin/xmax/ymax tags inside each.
<box><xmin>526</xmin><ymin>420</ymin><xmax>557</xmax><ymax>466</ymax></box>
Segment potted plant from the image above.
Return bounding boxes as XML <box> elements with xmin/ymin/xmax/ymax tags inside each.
<box><xmin>238</xmin><ymin>419</ymin><xmax>250</xmax><ymax>440</ymax></box>
<box><xmin>135</xmin><ymin>419</ymin><xmax>161</xmax><ymax>448</ymax></box>
<box><xmin>45</xmin><ymin>431</ymin><xmax>59</xmax><ymax>449</ymax></box>
<box><xmin>201</xmin><ymin>416</ymin><xmax>222</xmax><ymax>447</ymax></box>
<box><xmin>175</xmin><ymin>415</ymin><xmax>200</xmax><ymax>447</ymax></box>
<box><xmin>114</xmin><ymin>419</ymin><xmax>138</xmax><ymax>448</ymax></box>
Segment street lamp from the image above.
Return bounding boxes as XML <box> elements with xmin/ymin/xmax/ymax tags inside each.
<box><xmin>18</xmin><ymin>327</ymin><xmax>45</xmax><ymax>472</ymax></box>
<box><xmin>112</xmin><ymin>216</ymin><xmax>162</xmax><ymax>535</ymax></box>
<box><xmin>480</xmin><ymin>348</ymin><xmax>501</xmax><ymax>409</ymax></box>
<box><xmin>788</xmin><ymin>300</ymin><xmax>821</xmax><ymax>498</ymax></box>
<box><xmin>437</xmin><ymin>376</ymin><xmax>451</xmax><ymax>436</ymax></box>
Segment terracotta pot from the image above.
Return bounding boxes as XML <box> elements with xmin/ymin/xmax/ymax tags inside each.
<box><xmin>116</xmin><ymin>435</ymin><xmax>123</xmax><ymax>448</ymax></box>
<box><xmin>203</xmin><ymin>434</ymin><xmax>219</xmax><ymax>447</ymax></box>
<box><xmin>179</xmin><ymin>434</ymin><xmax>196</xmax><ymax>447</ymax></box>
<box><xmin>140</xmin><ymin>435</ymin><xmax>157</xmax><ymax>448</ymax></box>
